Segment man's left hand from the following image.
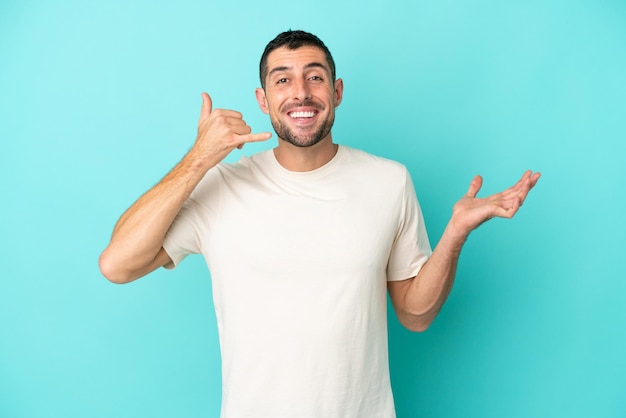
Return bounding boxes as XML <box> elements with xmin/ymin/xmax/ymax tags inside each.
<box><xmin>449</xmin><ymin>170</ymin><xmax>541</xmax><ymax>239</ymax></box>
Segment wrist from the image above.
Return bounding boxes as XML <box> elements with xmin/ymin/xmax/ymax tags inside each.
<box><xmin>440</xmin><ymin>220</ymin><xmax>470</xmax><ymax>253</ymax></box>
<box><xmin>183</xmin><ymin>146</ymin><xmax>220</xmax><ymax>173</ymax></box>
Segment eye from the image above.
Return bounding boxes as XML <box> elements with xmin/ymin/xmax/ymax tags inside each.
<box><xmin>309</xmin><ymin>75</ymin><xmax>323</xmax><ymax>82</ymax></box>
<box><xmin>276</xmin><ymin>78</ymin><xmax>288</xmax><ymax>84</ymax></box>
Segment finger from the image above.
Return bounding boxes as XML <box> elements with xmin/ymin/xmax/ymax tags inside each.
<box><xmin>466</xmin><ymin>175</ymin><xmax>483</xmax><ymax>198</ymax></box>
<box><xmin>530</xmin><ymin>172</ymin><xmax>541</xmax><ymax>188</ymax></box>
<box><xmin>199</xmin><ymin>92</ymin><xmax>213</xmax><ymax>121</ymax></box>
<box><xmin>515</xmin><ymin>170</ymin><xmax>537</xmax><ymax>197</ymax></box>
<box><xmin>237</xmin><ymin>132</ymin><xmax>272</xmax><ymax>145</ymax></box>
<box><xmin>230</xmin><ymin>123</ymin><xmax>253</xmax><ymax>136</ymax></box>
<box><xmin>517</xmin><ymin>171</ymin><xmax>541</xmax><ymax>206</ymax></box>
<box><xmin>504</xmin><ymin>172</ymin><xmax>530</xmax><ymax>195</ymax></box>
<box><xmin>518</xmin><ymin>171</ymin><xmax>541</xmax><ymax>191</ymax></box>
<box><xmin>500</xmin><ymin>171</ymin><xmax>532</xmax><ymax>199</ymax></box>
<box><xmin>211</xmin><ymin>108</ymin><xmax>244</xmax><ymax>119</ymax></box>
<box><xmin>492</xmin><ymin>204</ymin><xmax>520</xmax><ymax>219</ymax></box>
<box><xmin>225</xmin><ymin>116</ymin><xmax>248</xmax><ymax>127</ymax></box>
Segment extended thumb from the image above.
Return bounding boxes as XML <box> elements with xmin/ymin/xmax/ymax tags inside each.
<box><xmin>467</xmin><ymin>175</ymin><xmax>483</xmax><ymax>197</ymax></box>
<box><xmin>200</xmin><ymin>92</ymin><xmax>213</xmax><ymax>118</ymax></box>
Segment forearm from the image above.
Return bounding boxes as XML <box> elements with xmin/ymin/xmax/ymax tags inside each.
<box><xmin>392</xmin><ymin>170</ymin><xmax>540</xmax><ymax>331</ymax></box>
<box><xmin>99</xmin><ymin>149</ymin><xmax>217</xmax><ymax>282</ymax></box>
<box><xmin>398</xmin><ymin>223</ymin><xmax>467</xmax><ymax>330</ymax></box>
<box><xmin>99</xmin><ymin>93</ymin><xmax>272</xmax><ymax>283</ymax></box>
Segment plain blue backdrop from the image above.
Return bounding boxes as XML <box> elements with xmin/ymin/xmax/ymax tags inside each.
<box><xmin>1</xmin><ymin>0</ymin><xmax>625</xmax><ymax>417</ymax></box>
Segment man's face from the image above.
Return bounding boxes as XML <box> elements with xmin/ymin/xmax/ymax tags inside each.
<box><xmin>256</xmin><ymin>46</ymin><xmax>343</xmax><ymax>148</ymax></box>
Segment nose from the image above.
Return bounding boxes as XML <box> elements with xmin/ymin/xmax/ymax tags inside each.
<box><xmin>293</xmin><ymin>78</ymin><xmax>311</xmax><ymax>102</ymax></box>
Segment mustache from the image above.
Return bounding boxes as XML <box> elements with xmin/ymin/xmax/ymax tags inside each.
<box><xmin>282</xmin><ymin>100</ymin><xmax>323</xmax><ymax>113</ymax></box>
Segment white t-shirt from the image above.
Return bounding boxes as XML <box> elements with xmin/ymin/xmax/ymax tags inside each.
<box><xmin>163</xmin><ymin>145</ymin><xmax>431</xmax><ymax>418</ymax></box>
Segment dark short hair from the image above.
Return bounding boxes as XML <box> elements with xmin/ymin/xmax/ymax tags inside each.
<box><xmin>259</xmin><ymin>30</ymin><xmax>336</xmax><ymax>89</ymax></box>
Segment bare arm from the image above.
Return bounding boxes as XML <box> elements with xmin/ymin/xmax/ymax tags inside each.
<box><xmin>98</xmin><ymin>93</ymin><xmax>271</xmax><ymax>284</ymax></box>
<box><xmin>388</xmin><ymin>170</ymin><xmax>541</xmax><ymax>331</ymax></box>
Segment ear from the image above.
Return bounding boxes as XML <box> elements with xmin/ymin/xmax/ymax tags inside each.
<box><xmin>333</xmin><ymin>78</ymin><xmax>344</xmax><ymax>108</ymax></box>
<box><xmin>255</xmin><ymin>88</ymin><xmax>269</xmax><ymax>114</ymax></box>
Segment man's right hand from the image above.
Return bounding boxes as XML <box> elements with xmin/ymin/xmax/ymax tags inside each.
<box><xmin>99</xmin><ymin>93</ymin><xmax>272</xmax><ymax>284</ymax></box>
<box><xmin>192</xmin><ymin>92</ymin><xmax>272</xmax><ymax>164</ymax></box>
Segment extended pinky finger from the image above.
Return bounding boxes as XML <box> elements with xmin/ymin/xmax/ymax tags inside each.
<box><xmin>244</xmin><ymin>132</ymin><xmax>273</xmax><ymax>143</ymax></box>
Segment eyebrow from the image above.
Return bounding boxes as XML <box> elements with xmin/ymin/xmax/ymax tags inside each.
<box><xmin>268</xmin><ymin>62</ymin><xmax>329</xmax><ymax>76</ymax></box>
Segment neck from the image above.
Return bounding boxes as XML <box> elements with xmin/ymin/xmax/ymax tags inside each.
<box><xmin>273</xmin><ymin>136</ymin><xmax>338</xmax><ymax>172</ymax></box>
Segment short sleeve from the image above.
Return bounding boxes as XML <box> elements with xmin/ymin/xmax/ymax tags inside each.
<box><xmin>162</xmin><ymin>197</ymin><xmax>206</xmax><ymax>269</ymax></box>
<box><xmin>162</xmin><ymin>168</ymin><xmax>222</xmax><ymax>269</ymax></box>
<box><xmin>386</xmin><ymin>169</ymin><xmax>432</xmax><ymax>281</ymax></box>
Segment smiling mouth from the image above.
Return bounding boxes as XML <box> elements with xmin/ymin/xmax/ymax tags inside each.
<box><xmin>288</xmin><ymin>111</ymin><xmax>317</xmax><ymax>119</ymax></box>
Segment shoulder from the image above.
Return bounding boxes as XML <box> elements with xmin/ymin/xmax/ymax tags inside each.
<box><xmin>335</xmin><ymin>146</ymin><xmax>415</xmax><ymax>204</ymax></box>
<box><xmin>339</xmin><ymin>146</ymin><xmax>409</xmax><ymax>179</ymax></box>
<box><xmin>208</xmin><ymin>149</ymin><xmax>273</xmax><ymax>181</ymax></box>
<box><xmin>189</xmin><ymin>150</ymin><xmax>274</xmax><ymax>200</ymax></box>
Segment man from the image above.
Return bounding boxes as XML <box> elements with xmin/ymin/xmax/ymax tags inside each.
<box><xmin>99</xmin><ymin>30</ymin><xmax>540</xmax><ymax>418</ymax></box>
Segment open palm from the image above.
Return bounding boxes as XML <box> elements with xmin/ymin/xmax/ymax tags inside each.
<box><xmin>450</xmin><ymin>170</ymin><xmax>541</xmax><ymax>237</ymax></box>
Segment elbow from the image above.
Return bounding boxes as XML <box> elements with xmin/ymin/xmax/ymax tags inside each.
<box><xmin>400</xmin><ymin>316</ymin><xmax>433</xmax><ymax>333</ymax></box>
<box><xmin>408</xmin><ymin>322</ymin><xmax>431</xmax><ymax>333</ymax></box>
<box><xmin>397</xmin><ymin>308</ymin><xmax>436</xmax><ymax>333</ymax></box>
<box><xmin>98</xmin><ymin>249</ymin><xmax>134</xmax><ymax>284</ymax></box>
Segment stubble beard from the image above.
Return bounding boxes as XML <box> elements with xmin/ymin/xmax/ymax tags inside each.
<box><xmin>270</xmin><ymin>111</ymin><xmax>335</xmax><ymax>148</ymax></box>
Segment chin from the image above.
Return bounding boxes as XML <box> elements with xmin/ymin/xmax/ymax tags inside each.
<box><xmin>280</xmin><ymin>136</ymin><xmax>325</xmax><ymax>148</ymax></box>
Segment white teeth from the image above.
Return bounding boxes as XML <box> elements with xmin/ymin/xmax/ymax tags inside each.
<box><xmin>289</xmin><ymin>111</ymin><xmax>315</xmax><ymax>118</ymax></box>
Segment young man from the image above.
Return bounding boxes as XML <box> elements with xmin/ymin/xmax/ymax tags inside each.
<box><xmin>100</xmin><ymin>30</ymin><xmax>540</xmax><ymax>418</ymax></box>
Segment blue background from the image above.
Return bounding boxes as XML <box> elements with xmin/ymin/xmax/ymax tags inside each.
<box><xmin>1</xmin><ymin>0</ymin><xmax>625</xmax><ymax>417</ymax></box>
